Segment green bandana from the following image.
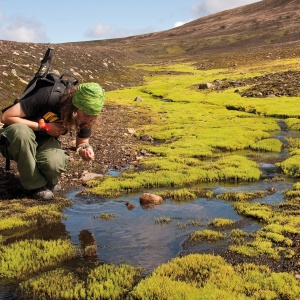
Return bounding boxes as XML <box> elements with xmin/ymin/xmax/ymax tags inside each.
<box><xmin>72</xmin><ymin>83</ymin><xmax>105</xmax><ymax>116</ymax></box>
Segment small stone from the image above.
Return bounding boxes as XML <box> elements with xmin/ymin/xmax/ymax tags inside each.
<box><xmin>81</xmin><ymin>172</ymin><xmax>103</xmax><ymax>185</ymax></box>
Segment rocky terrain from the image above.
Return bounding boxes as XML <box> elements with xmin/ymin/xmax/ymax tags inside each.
<box><xmin>208</xmin><ymin>70</ymin><xmax>300</xmax><ymax>97</ymax></box>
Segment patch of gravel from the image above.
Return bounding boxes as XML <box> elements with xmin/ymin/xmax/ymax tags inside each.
<box><xmin>212</xmin><ymin>70</ymin><xmax>300</xmax><ymax>98</ymax></box>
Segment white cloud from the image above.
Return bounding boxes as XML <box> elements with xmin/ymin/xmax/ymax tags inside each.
<box><xmin>85</xmin><ymin>23</ymin><xmax>112</xmax><ymax>38</ymax></box>
<box><xmin>174</xmin><ymin>21</ymin><xmax>186</xmax><ymax>28</ymax></box>
<box><xmin>191</xmin><ymin>0</ymin><xmax>260</xmax><ymax>18</ymax></box>
<box><xmin>0</xmin><ymin>16</ymin><xmax>48</xmax><ymax>43</ymax></box>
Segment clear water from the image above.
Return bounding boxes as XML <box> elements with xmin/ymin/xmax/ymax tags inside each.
<box><xmin>63</xmin><ymin>176</ymin><xmax>296</xmax><ymax>275</ymax></box>
<box><xmin>64</xmin><ymin>190</ymin><xmax>239</xmax><ymax>273</ymax></box>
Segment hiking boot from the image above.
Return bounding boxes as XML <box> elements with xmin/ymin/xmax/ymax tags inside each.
<box><xmin>48</xmin><ymin>182</ymin><xmax>61</xmax><ymax>192</ymax></box>
<box><xmin>31</xmin><ymin>187</ymin><xmax>54</xmax><ymax>200</ymax></box>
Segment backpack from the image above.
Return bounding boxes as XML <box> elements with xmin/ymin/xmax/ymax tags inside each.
<box><xmin>1</xmin><ymin>46</ymin><xmax>79</xmax><ymax>170</ymax></box>
<box><xmin>2</xmin><ymin>46</ymin><xmax>79</xmax><ymax>113</ymax></box>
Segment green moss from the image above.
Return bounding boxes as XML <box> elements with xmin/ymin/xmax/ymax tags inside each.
<box><xmin>229</xmin><ymin>229</ymin><xmax>250</xmax><ymax>244</ymax></box>
<box><xmin>97</xmin><ymin>212</ymin><xmax>117</xmax><ymax>220</ymax></box>
<box><xmin>127</xmin><ymin>275</ymin><xmax>205</xmax><ymax>300</ymax></box>
<box><xmin>285</xmin><ymin>118</ymin><xmax>300</xmax><ymax>131</ymax></box>
<box><xmin>250</xmin><ymin>138</ymin><xmax>282</xmax><ymax>152</ymax></box>
<box><xmin>177</xmin><ymin>219</ymin><xmax>204</xmax><ymax>228</ymax></box>
<box><xmin>217</xmin><ymin>191</ymin><xmax>266</xmax><ymax>202</ymax></box>
<box><xmin>284</xmin><ymin>182</ymin><xmax>300</xmax><ymax>200</ymax></box>
<box><xmin>155</xmin><ymin>216</ymin><xmax>172</xmax><ymax>224</ymax></box>
<box><xmin>157</xmin><ymin>187</ymin><xmax>213</xmax><ymax>202</ymax></box>
<box><xmin>87</xmin><ymin>264</ymin><xmax>142</xmax><ymax>299</ymax></box>
<box><xmin>230</xmin><ymin>191</ymin><xmax>300</xmax><ymax>260</ymax></box>
<box><xmin>0</xmin><ymin>239</ymin><xmax>79</xmax><ymax>280</ymax></box>
<box><xmin>18</xmin><ymin>268</ymin><xmax>86</xmax><ymax>300</ymax></box>
<box><xmin>189</xmin><ymin>229</ymin><xmax>226</xmax><ymax>243</ymax></box>
<box><xmin>279</xmin><ymin>154</ymin><xmax>300</xmax><ymax>177</ymax></box>
<box><xmin>209</xmin><ymin>218</ymin><xmax>235</xmax><ymax>228</ymax></box>
<box><xmin>0</xmin><ymin>198</ymin><xmax>71</xmax><ymax>232</ymax></box>
<box><xmin>18</xmin><ymin>264</ymin><xmax>142</xmax><ymax>300</ymax></box>
<box><xmin>85</xmin><ymin>155</ymin><xmax>260</xmax><ymax>198</ymax></box>
<box><xmin>234</xmin><ymin>202</ymin><xmax>273</xmax><ymax>222</ymax></box>
<box><xmin>128</xmin><ymin>254</ymin><xmax>300</xmax><ymax>299</ymax></box>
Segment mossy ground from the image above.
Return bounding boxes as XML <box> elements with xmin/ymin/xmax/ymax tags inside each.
<box><xmin>1</xmin><ymin>55</ymin><xmax>300</xmax><ymax>298</ymax></box>
<box><xmin>85</xmin><ymin>57</ymin><xmax>300</xmax><ymax>197</ymax></box>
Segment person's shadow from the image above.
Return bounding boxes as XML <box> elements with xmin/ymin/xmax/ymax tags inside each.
<box><xmin>0</xmin><ymin>161</ymin><xmax>25</xmax><ymax>200</ymax></box>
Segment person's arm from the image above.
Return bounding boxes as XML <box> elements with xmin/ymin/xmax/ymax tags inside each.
<box><xmin>1</xmin><ymin>103</ymin><xmax>40</xmax><ymax>130</ymax></box>
<box><xmin>76</xmin><ymin>136</ymin><xmax>95</xmax><ymax>161</ymax></box>
<box><xmin>1</xmin><ymin>103</ymin><xmax>66</xmax><ymax>137</ymax></box>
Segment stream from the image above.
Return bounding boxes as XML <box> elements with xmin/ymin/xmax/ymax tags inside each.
<box><xmin>61</xmin><ymin>122</ymin><xmax>299</xmax><ymax>275</ymax></box>
<box><xmin>1</xmin><ymin>121</ymin><xmax>299</xmax><ymax>299</ymax></box>
<box><xmin>63</xmin><ymin>177</ymin><xmax>296</xmax><ymax>276</ymax></box>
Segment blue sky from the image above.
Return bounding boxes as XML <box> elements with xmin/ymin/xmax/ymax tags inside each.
<box><xmin>0</xmin><ymin>0</ymin><xmax>260</xmax><ymax>44</ymax></box>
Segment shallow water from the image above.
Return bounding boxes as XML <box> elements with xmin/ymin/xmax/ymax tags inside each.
<box><xmin>64</xmin><ymin>190</ymin><xmax>239</xmax><ymax>273</ymax></box>
<box><xmin>1</xmin><ymin>177</ymin><xmax>295</xmax><ymax>300</ymax></box>
<box><xmin>63</xmin><ymin>175</ymin><xmax>296</xmax><ymax>276</ymax></box>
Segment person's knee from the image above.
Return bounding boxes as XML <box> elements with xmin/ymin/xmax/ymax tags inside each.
<box><xmin>38</xmin><ymin>149</ymin><xmax>67</xmax><ymax>177</ymax></box>
<box><xmin>7</xmin><ymin>123</ymin><xmax>35</xmax><ymax>142</ymax></box>
<box><xmin>48</xmin><ymin>151</ymin><xmax>66</xmax><ymax>172</ymax></box>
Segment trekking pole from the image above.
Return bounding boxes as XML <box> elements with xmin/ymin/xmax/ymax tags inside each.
<box><xmin>37</xmin><ymin>46</ymin><xmax>54</xmax><ymax>77</ymax></box>
<box><xmin>19</xmin><ymin>46</ymin><xmax>54</xmax><ymax>100</ymax></box>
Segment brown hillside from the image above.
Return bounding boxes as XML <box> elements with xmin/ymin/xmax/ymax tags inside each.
<box><xmin>100</xmin><ymin>0</ymin><xmax>300</xmax><ymax>59</ymax></box>
<box><xmin>0</xmin><ymin>0</ymin><xmax>299</xmax><ymax>106</ymax></box>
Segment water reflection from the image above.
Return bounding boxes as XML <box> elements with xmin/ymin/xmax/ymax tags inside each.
<box><xmin>63</xmin><ymin>178</ymin><xmax>295</xmax><ymax>275</ymax></box>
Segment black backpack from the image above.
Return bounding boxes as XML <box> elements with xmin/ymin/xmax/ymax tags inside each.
<box><xmin>2</xmin><ymin>47</ymin><xmax>79</xmax><ymax>113</ymax></box>
<box><xmin>1</xmin><ymin>47</ymin><xmax>79</xmax><ymax>170</ymax></box>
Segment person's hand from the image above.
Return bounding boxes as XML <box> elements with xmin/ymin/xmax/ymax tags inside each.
<box><xmin>39</xmin><ymin>119</ymin><xmax>66</xmax><ymax>137</ymax></box>
<box><xmin>78</xmin><ymin>144</ymin><xmax>95</xmax><ymax>161</ymax></box>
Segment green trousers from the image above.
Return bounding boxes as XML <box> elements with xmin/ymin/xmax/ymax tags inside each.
<box><xmin>0</xmin><ymin>123</ymin><xmax>67</xmax><ymax>190</ymax></box>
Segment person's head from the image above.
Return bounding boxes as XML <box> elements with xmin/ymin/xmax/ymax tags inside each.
<box><xmin>72</xmin><ymin>82</ymin><xmax>105</xmax><ymax>117</ymax></box>
<box><xmin>60</xmin><ymin>82</ymin><xmax>105</xmax><ymax>129</ymax></box>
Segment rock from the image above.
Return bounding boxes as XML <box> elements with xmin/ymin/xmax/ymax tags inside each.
<box><xmin>140</xmin><ymin>149</ymin><xmax>148</xmax><ymax>155</ymax></box>
<box><xmin>127</xmin><ymin>128</ymin><xmax>136</xmax><ymax>135</ymax></box>
<box><xmin>131</xmin><ymin>160</ymin><xmax>139</xmax><ymax>166</ymax></box>
<box><xmin>81</xmin><ymin>172</ymin><xmax>103</xmax><ymax>185</ymax></box>
<box><xmin>134</xmin><ymin>96</ymin><xmax>143</xmax><ymax>101</ymax></box>
<box><xmin>140</xmin><ymin>135</ymin><xmax>154</xmax><ymax>143</ymax></box>
<box><xmin>140</xmin><ymin>193</ymin><xmax>163</xmax><ymax>205</ymax></box>
<box><xmin>125</xmin><ymin>202</ymin><xmax>136</xmax><ymax>210</ymax></box>
<box><xmin>267</xmin><ymin>186</ymin><xmax>277</xmax><ymax>194</ymax></box>
<box><xmin>199</xmin><ymin>82</ymin><xmax>214</xmax><ymax>89</ymax></box>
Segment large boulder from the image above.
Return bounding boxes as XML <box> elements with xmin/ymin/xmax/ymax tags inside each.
<box><xmin>140</xmin><ymin>193</ymin><xmax>163</xmax><ymax>205</ymax></box>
